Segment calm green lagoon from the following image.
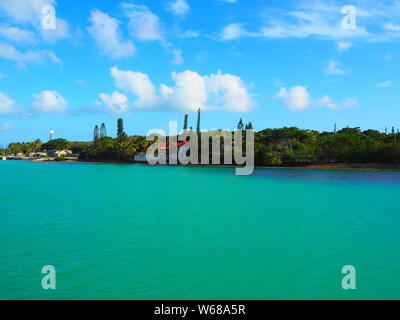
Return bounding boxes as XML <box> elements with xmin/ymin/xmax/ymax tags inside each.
<box><xmin>1</xmin><ymin>161</ymin><xmax>400</xmax><ymax>300</ymax></box>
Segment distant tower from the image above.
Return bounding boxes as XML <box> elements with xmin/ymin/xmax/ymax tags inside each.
<box><xmin>334</xmin><ymin>123</ymin><xmax>337</xmax><ymax>133</ymax></box>
<box><xmin>49</xmin><ymin>129</ymin><xmax>54</xmax><ymax>141</ymax></box>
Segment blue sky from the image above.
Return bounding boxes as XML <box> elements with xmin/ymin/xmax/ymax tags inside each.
<box><xmin>0</xmin><ymin>0</ymin><xmax>400</xmax><ymax>145</ymax></box>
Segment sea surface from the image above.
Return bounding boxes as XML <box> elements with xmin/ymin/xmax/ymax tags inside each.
<box><xmin>1</xmin><ymin>161</ymin><xmax>400</xmax><ymax>300</ymax></box>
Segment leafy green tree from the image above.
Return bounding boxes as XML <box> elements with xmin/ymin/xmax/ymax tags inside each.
<box><xmin>41</xmin><ymin>138</ymin><xmax>71</xmax><ymax>151</ymax></box>
<box><xmin>183</xmin><ymin>114</ymin><xmax>188</xmax><ymax>130</ymax></box>
<box><xmin>337</xmin><ymin>127</ymin><xmax>361</xmax><ymax>135</ymax></box>
<box><xmin>8</xmin><ymin>142</ymin><xmax>25</xmax><ymax>155</ymax></box>
<box><xmin>117</xmin><ymin>118</ymin><xmax>126</xmax><ymax>139</ymax></box>
<box><xmin>25</xmin><ymin>139</ymin><xmax>42</xmax><ymax>153</ymax></box>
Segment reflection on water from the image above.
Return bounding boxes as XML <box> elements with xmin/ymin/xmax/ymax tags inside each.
<box><xmin>253</xmin><ymin>168</ymin><xmax>400</xmax><ymax>184</ymax></box>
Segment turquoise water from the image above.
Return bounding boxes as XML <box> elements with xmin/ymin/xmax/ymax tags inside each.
<box><xmin>1</xmin><ymin>161</ymin><xmax>400</xmax><ymax>300</ymax></box>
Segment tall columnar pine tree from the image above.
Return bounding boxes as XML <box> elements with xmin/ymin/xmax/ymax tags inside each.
<box><xmin>197</xmin><ymin>108</ymin><xmax>201</xmax><ymax>133</ymax></box>
<box><xmin>237</xmin><ymin>118</ymin><xmax>244</xmax><ymax>130</ymax></box>
<box><xmin>117</xmin><ymin>118</ymin><xmax>125</xmax><ymax>139</ymax></box>
<box><xmin>94</xmin><ymin>125</ymin><xmax>100</xmax><ymax>141</ymax></box>
<box><xmin>334</xmin><ymin>123</ymin><xmax>337</xmax><ymax>133</ymax></box>
<box><xmin>100</xmin><ymin>123</ymin><xmax>107</xmax><ymax>138</ymax></box>
<box><xmin>183</xmin><ymin>114</ymin><xmax>188</xmax><ymax>130</ymax></box>
<box><xmin>244</xmin><ymin>122</ymin><xmax>253</xmax><ymax>134</ymax></box>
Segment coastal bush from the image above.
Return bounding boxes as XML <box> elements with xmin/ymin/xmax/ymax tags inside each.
<box><xmin>5</xmin><ymin>126</ymin><xmax>400</xmax><ymax>165</ymax></box>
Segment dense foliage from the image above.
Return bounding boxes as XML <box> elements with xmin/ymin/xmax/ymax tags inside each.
<box><xmin>41</xmin><ymin>138</ymin><xmax>71</xmax><ymax>151</ymax></box>
<box><xmin>79</xmin><ymin>136</ymin><xmax>148</xmax><ymax>161</ymax></box>
<box><xmin>2</xmin><ymin>125</ymin><xmax>399</xmax><ymax>165</ymax></box>
<box><xmin>254</xmin><ymin>127</ymin><xmax>400</xmax><ymax>165</ymax></box>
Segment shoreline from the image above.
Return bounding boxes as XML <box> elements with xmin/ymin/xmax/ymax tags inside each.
<box><xmin>9</xmin><ymin>158</ymin><xmax>400</xmax><ymax>172</ymax></box>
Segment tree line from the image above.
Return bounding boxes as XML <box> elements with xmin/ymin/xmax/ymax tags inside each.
<box><xmin>2</xmin><ymin>116</ymin><xmax>400</xmax><ymax>165</ymax></box>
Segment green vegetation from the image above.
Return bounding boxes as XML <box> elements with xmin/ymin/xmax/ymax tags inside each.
<box><xmin>100</xmin><ymin>123</ymin><xmax>107</xmax><ymax>139</ymax></box>
<box><xmin>254</xmin><ymin>127</ymin><xmax>400</xmax><ymax>165</ymax></box>
<box><xmin>94</xmin><ymin>125</ymin><xmax>100</xmax><ymax>142</ymax></box>
<box><xmin>237</xmin><ymin>118</ymin><xmax>244</xmax><ymax>130</ymax></box>
<box><xmin>79</xmin><ymin>136</ymin><xmax>147</xmax><ymax>161</ymax></box>
<box><xmin>42</xmin><ymin>138</ymin><xmax>71</xmax><ymax>151</ymax></box>
<box><xmin>117</xmin><ymin>118</ymin><xmax>126</xmax><ymax>139</ymax></box>
<box><xmin>2</xmin><ymin>118</ymin><xmax>399</xmax><ymax>165</ymax></box>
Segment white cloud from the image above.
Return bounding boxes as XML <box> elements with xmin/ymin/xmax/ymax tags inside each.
<box><xmin>110</xmin><ymin>67</ymin><xmax>158</xmax><ymax>109</ymax></box>
<box><xmin>0</xmin><ymin>25</ymin><xmax>36</xmax><ymax>44</ymax></box>
<box><xmin>376</xmin><ymin>81</ymin><xmax>392</xmax><ymax>88</ymax></box>
<box><xmin>277</xmin><ymin>86</ymin><xmax>312</xmax><ymax>111</ymax></box>
<box><xmin>180</xmin><ymin>30</ymin><xmax>200</xmax><ymax>38</ymax></box>
<box><xmin>32</xmin><ymin>90</ymin><xmax>68</xmax><ymax>113</ymax></box>
<box><xmin>120</xmin><ymin>3</ymin><xmax>183</xmax><ymax>65</ymax></box>
<box><xmin>205</xmin><ymin>71</ymin><xmax>253</xmax><ymax>112</ymax></box>
<box><xmin>0</xmin><ymin>122</ymin><xmax>12</xmax><ymax>131</ymax></box>
<box><xmin>0</xmin><ymin>0</ymin><xmax>69</xmax><ymax>43</ymax></box>
<box><xmin>337</xmin><ymin>41</ymin><xmax>353</xmax><ymax>52</ymax></box>
<box><xmin>260</xmin><ymin>8</ymin><xmax>369</xmax><ymax>40</ymax></box>
<box><xmin>122</xmin><ymin>3</ymin><xmax>164</xmax><ymax>41</ymax></box>
<box><xmin>220</xmin><ymin>23</ymin><xmax>255</xmax><ymax>40</ymax></box>
<box><xmin>160</xmin><ymin>71</ymin><xmax>208</xmax><ymax>112</ymax></box>
<box><xmin>219</xmin><ymin>1</ymin><xmax>400</xmax><ymax>42</ymax></box>
<box><xmin>171</xmin><ymin>48</ymin><xmax>184</xmax><ymax>65</ymax></box>
<box><xmin>383</xmin><ymin>22</ymin><xmax>400</xmax><ymax>32</ymax></box>
<box><xmin>324</xmin><ymin>60</ymin><xmax>346</xmax><ymax>75</ymax></box>
<box><xmin>0</xmin><ymin>42</ymin><xmax>61</xmax><ymax>65</ymax></box>
<box><xmin>87</xmin><ymin>9</ymin><xmax>135</xmax><ymax>59</ymax></box>
<box><xmin>277</xmin><ymin>86</ymin><xmax>357</xmax><ymax>111</ymax></box>
<box><xmin>40</xmin><ymin>18</ymin><xmax>69</xmax><ymax>42</ymax></box>
<box><xmin>0</xmin><ymin>92</ymin><xmax>18</xmax><ymax>114</ymax></box>
<box><xmin>316</xmin><ymin>96</ymin><xmax>358</xmax><ymax>110</ymax></box>
<box><xmin>0</xmin><ymin>0</ymin><xmax>55</xmax><ymax>24</ymax></box>
<box><xmin>99</xmin><ymin>91</ymin><xmax>130</xmax><ymax>115</ymax></box>
<box><xmin>103</xmin><ymin>66</ymin><xmax>255</xmax><ymax>113</ymax></box>
<box><xmin>168</xmin><ymin>0</ymin><xmax>190</xmax><ymax>16</ymax></box>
